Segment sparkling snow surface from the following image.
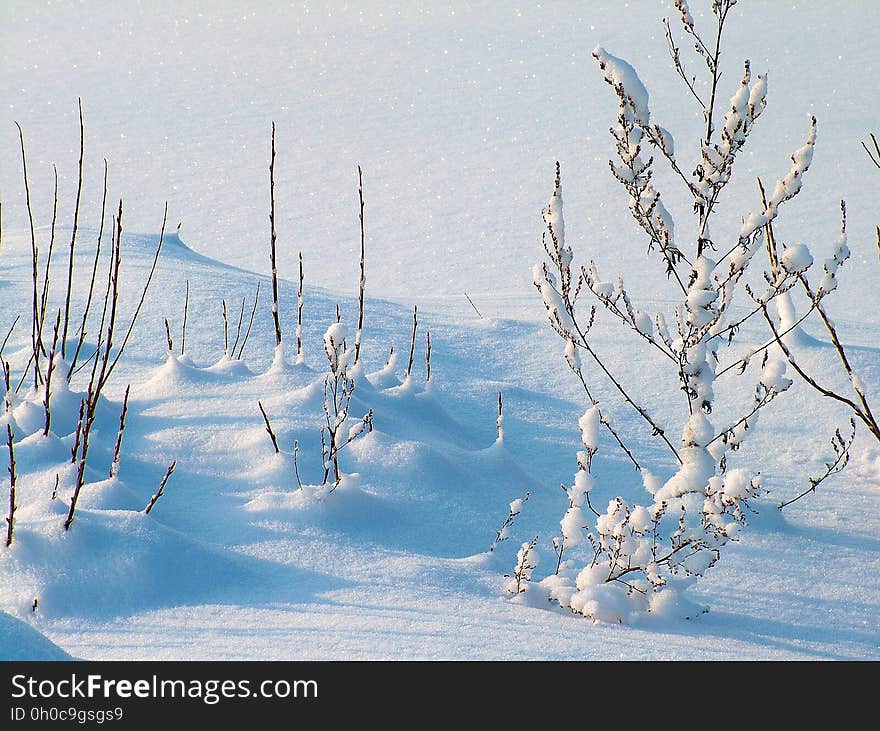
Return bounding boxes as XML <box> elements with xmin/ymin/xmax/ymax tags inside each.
<box><xmin>1</xmin><ymin>1</ymin><xmax>878</xmax><ymax>659</ymax></box>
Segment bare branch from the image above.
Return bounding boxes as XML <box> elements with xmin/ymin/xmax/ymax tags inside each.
<box><xmin>144</xmin><ymin>460</ymin><xmax>176</xmax><ymax>515</ymax></box>
<box><xmin>861</xmin><ymin>132</ymin><xmax>880</xmax><ymax>169</ymax></box>
<box><xmin>109</xmin><ymin>384</ymin><xmax>130</xmax><ymax>478</ymax></box>
<box><xmin>6</xmin><ymin>423</ymin><xmax>16</xmax><ymax>547</ymax></box>
<box><xmin>405</xmin><ymin>305</ymin><xmax>418</xmax><ymax>379</ymax></box>
<box><xmin>269</xmin><ymin>121</ymin><xmax>282</xmax><ymax>347</ymax></box>
<box><xmin>355</xmin><ymin>165</ymin><xmax>366</xmax><ymax>364</ymax></box>
<box><xmin>778</xmin><ymin>419</ymin><xmax>856</xmax><ymax>509</ymax></box>
<box><xmin>258</xmin><ymin>400</ymin><xmax>280</xmax><ymax>455</ymax></box>
<box><xmin>237</xmin><ymin>281</ymin><xmax>261</xmax><ymax>360</ymax></box>
<box><xmin>61</xmin><ymin>98</ymin><xmax>85</xmax><ymax>358</ymax></box>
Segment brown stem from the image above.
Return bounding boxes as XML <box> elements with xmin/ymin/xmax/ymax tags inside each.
<box><xmin>760</xmin><ymin>305</ymin><xmax>875</xmax><ymax>437</ymax></box>
<box><xmin>230</xmin><ymin>296</ymin><xmax>246</xmax><ymax>358</ymax></box>
<box><xmin>296</xmin><ymin>252</ymin><xmax>304</xmax><ymax>360</ymax></box>
<box><xmin>65</xmin><ymin>387</ymin><xmax>93</xmax><ymax>531</ymax></box>
<box><xmin>355</xmin><ymin>166</ymin><xmax>366</xmax><ymax>364</ymax></box>
<box><xmin>237</xmin><ymin>281</ymin><xmax>261</xmax><ymax>360</ymax></box>
<box><xmin>109</xmin><ymin>384</ymin><xmax>130</xmax><ymax>478</ymax></box>
<box><xmin>42</xmin><ymin>310</ymin><xmax>61</xmax><ymax>436</ymax></box>
<box><xmin>0</xmin><ymin>316</ymin><xmax>19</xmax><ymax>361</ymax></box>
<box><xmin>425</xmin><ymin>331</ymin><xmax>432</xmax><ymax>382</ymax></box>
<box><xmin>703</xmin><ymin>4</ymin><xmax>729</xmax><ymax>148</ymax></box>
<box><xmin>861</xmin><ymin>132</ymin><xmax>880</xmax><ymax>169</ymax></box>
<box><xmin>38</xmin><ymin>166</ymin><xmax>59</xmax><ymax>351</ymax></box>
<box><xmin>105</xmin><ymin>202</ymin><xmax>168</xmax><ymax>382</ymax></box>
<box><xmin>181</xmin><ymin>280</ymin><xmax>189</xmax><ymax>356</ymax></box>
<box><xmin>572</xmin><ymin>324</ymin><xmax>681</xmax><ymax>464</ymax></box>
<box><xmin>70</xmin><ymin>397</ymin><xmax>85</xmax><ymax>464</ymax></box>
<box><xmin>258</xmin><ymin>400</ymin><xmax>280</xmax><ymax>454</ymax></box>
<box><xmin>221</xmin><ymin>298</ymin><xmax>229</xmax><ymax>355</ymax></box>
<box><xmin>144</xmin><ymin>460</ymin><xmax>176</xmax><ymax>514</ymax></box>
<box><xmin>15</xmin><ymin>122</ymin><xmax>43</xmax><ymax>388</ymax></box>
<box><xmin>464</xmin><ymin>292</ymin><xmax>483</xmax><ymax>318</ymax></box>
<box><xmin>269</xmin><ymin>122</ymin><xmax>282</xmax><ymax>347</ymax></box>
<box><xmin>293</xmin><ymin>439</ymin><xmax>303</xmax><ymax>490</ymax></box>
<box><xmin>68</xmin><ymin>158</ymin><xmax>108</xmax><ymax>380</ymax></box>
<box><xmin>405</xmin><ymin>305</ymin><xmax>418</xmax><ymax>379</ymax></box>
<box><xmin>5</xmin><ymin>423</ymin><xmax>16</xmax><ymax>547</ymax></box>
<box><xmin>93</xmin><ymin>202</ymin><xmax>123</xmax><ymax>397</ymax></box>
<box><xmin>662</xmin><ymin>17</ymin><xmax>705</xmax><ymax>108</ymax></box>
<box><xmin>61</xmin><ymin>98</ymin><xmax>85</xmax><ymax>358</ymax></box>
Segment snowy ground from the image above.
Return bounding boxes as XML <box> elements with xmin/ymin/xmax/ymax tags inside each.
<box><xmin>1</xmin><ymin>1</ymin><xmax>879</xmax><ymax>660</ymax></box>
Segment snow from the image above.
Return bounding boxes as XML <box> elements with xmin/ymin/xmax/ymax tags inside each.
<box><xmin>578</xmin><ymin>406</ymin><xmax>601</xmax><ymax>454</ymax></box>
<box><xmin>0</xmin><ymin>611</ymin><xmax>72</xmax><ymax>661</ymax></box>
<box><xmin>781</xmin><ymin>244</ymin><xmax>814</xmax><ymax>273</ymax></box>
<box><xmin>1</xmin><ymin>1</ymin><xmax>879</xmax><ymax>661</ymax></box>
<box><xmin>592</xmin><ymin>46</ymin><xmax>651</xmax><ymax>126</ymax></box>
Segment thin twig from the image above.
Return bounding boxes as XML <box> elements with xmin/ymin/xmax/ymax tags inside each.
<box><xmin>70</xmin><ymin>397</ymin><xmax>85</xmax><ymax>464</ymax></box>
<box><xmin>0</xmin><ymin>316</ymin><xmax>20</xmax><ymax>360</ymax></box>
<box><xmin>258</xmin><ymin>400</ymin><xmax>280</xmax><ymax>454</ymax></box>
<box><xmin>425</xmin><ymin>331</ymin><xmax>432</xmax><ymax>382</ymax></box>
<box><xmin>105</xmin><ymin>202</ymin><xmax>168</xmax><ymax>381</ymax></box>
<box><xmin>38</xmin><ymin>166</ymin><xmax>59</xmax><ymax>350</ymax></box>
<box><xmin>221</xmin><ymin>298</ymin><xmax>229</xmax><ymax>355</ymax></box>
<box><xmin>5</xmin><ymin>423</ymin><xmax>16</xmax><ymax>547</ymax></box>
<box><xmin>109</xmin><ymin>384</ymin><xmax>130</xmax><ymax>478</ymax></box>
<box><xmin>760</xmin><ymin>305</ymin><xmax>867</xmax><ymax>422</ymax></box>
<box><xmin>164</xmin><ymin>318</ymin><xmax>173</xmax><ymax>352</ymax></box>
<box><xmin>181</xmin><ymin>280</ymin><xmax>189</xmax><ymax>355</ymax></box>
<box><xmin>405</xmin><ymin>305</ymin><xmax>418</xmax><ymax>379</ymax></box>
<box><xmin>464</xmin><ymin>292</ymin><xmax>483</xmax><ymax>318</ymax></box>
<box><xmin>144</xmin><ymin>460</ymin><xmax>176</xmax><ymax>515</ymax></box>
<box><xmin>662</xmin><ymin>17</ymin><xmax>705</xmax><ymax>108</ymax></box>
<box><xmin>269</xmin><ymin>121</ymin><xmax>282</xmax><ymax>347</ymax></box>
<box><xmin>778</xmin><ymin>419</ymin><xmax>856</xmax><ymax>509</ymax></box>
<box><xmin>15</xmin><ymin>121</ymin><xmax>43</xmax><ymax>388</ymax></box>
<box><xmin>861</xmin><ymin>132</ymin><xmax>880</xmax><ymax>169</ymax></box>
<box><xmin>293</xmin><ymin>439</ymin><xmax>303</xmax><ymax>490</ymax></box>
<box><xmin>296</xmin><ymin>252</ymin><xmax>304</xmax><ymax>361</ymax></box>
<box><xmin>237</xmin><ymin>281</ymin><xmax>261</xmax><ymax>360</ymax></box>
<box><xmin>68</xmin><ymin>158</ymin><xmax>108</xmax><ymax>380</ymax></box>
<box><xmin>2</xmin><ymin>364</ymin><xmax>10</xmax><ymax>416</ymax></box>
<box><xmin>355</xmin><ymin>165</ymin><xmax>366</xmax><ymax>364</ymax></box>
<box><xmin>230</xmin><ymin>296</ymin><xmax>246</xmax><ymax>358</ymax></box>
<box><xmin>42</xmin><ymin>310</ymin><xmax>61</xmax><ymax>436</ymax></box>
<box><xmin>61</xmin><ymin>98</ymin><xmax>85</xmax><ymax>358</ymax></box>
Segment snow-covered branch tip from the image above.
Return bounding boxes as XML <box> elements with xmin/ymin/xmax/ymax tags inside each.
<box><xmin>533</xmin><ymin>165</ymin><xmax>681</xmax><ymax>466</ymax></box>
<box><xmin>144</xmin><ymin>460</ymin><xmax>177</xmax><ymax>515</ymax></box>
<box><xmin>490</xmin><ymin>492</ymin><xmax>529</xmax><ymax>553</ymax></box>
<box><xmin>779</xmin><ymin>419</ymin><xmax>856</xmax><ymax>510</ymax></box>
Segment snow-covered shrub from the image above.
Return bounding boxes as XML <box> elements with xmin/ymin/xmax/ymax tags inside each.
<box><xmin>319</xmin><ymin>321</ymin><xmax>373</xmax><ymax>488</ymax></box>
<box><xmin>506</xmin><ymin>536</ymin><xmax>539</xmax><ymax>595</ymax></box>
<box><xmin>529</xmin><ymin>0</ymin><xmax>848</xmax><ymax>621</ymax></box>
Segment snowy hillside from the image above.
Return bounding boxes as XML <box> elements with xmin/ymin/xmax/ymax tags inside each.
<box><xmin>1</xmin><ymin>1</ymin><xmax>878</xmax><ymax>660</ymax></box>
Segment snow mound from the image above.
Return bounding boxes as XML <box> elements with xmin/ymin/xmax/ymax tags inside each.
<box><xmin>0</xmin><ymin>611</ymin><xmax>72</xmax><ymax>660</ymax></box>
